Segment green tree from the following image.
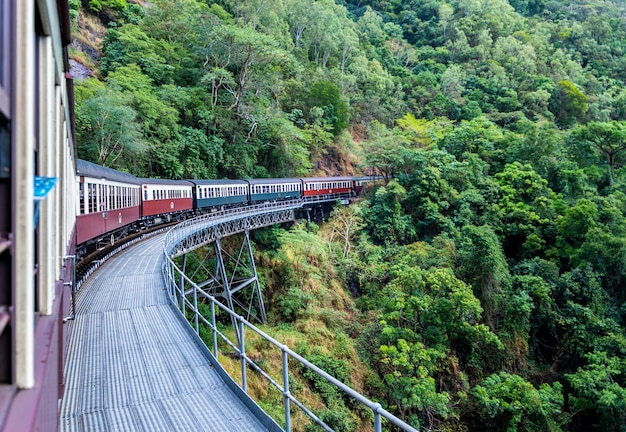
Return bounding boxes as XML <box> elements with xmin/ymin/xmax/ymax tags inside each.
<box><xmin>566</xmin><ymin>351</ymin><xmax>626</xmax><ymax>431</ymax></box>
<box><xmin>550</xmin><ymin>80</ymin><xmax>588</xmax><ymax>129</ymax></box>
<box><xmin>363</xmin><ymin>180</ymin><xmax>415</xmax><ymax>245</ymax></box>
<box><xmin>74</xmin><ymin>80</ymin><xmax>145</xmax><ymax>167</ymax></box>
<box><xmin>472</xmin><ymin>372</ymin><xmax>565</xmax><ymax>431</ymax></box>
<box><xmin>307</xmin><ymin>81</ymin><xmax>349</xmax><ymax>136</ymax></box>
<box><xmin>570</xmin><ymin>121</ymin><xmax>626</xmax><ymax>185</ymax></box>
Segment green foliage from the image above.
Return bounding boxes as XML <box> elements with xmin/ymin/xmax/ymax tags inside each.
<box><xmin>570</xmin><ymin>121</ymin><xmax>626</xmax><ymax>184</ymax></box>
<box><xmin>307</xmin><ymin>81</ymin><xmax>349</xmax><ymax>135</ymax></box>
<box><xmin>88</xmin><ymin>0</ymin><xmax>126</xmax><ymax>13</ymax></box>
<box><xmin>566</xmin><ymin>351</ymin><xmax>626</xmax><ymax>431</ymax></box>
<box><xmin>69</xmin><ymin>0</ymin><xmax>81</xmax><ymax>22</ymax></box>
<box><xmin>472</xmin><ymin>372</ymin><xmax>566</xmax><ymax>431</ymax></box>
<box><xmin>304</xmin><ymin>408</ymin><xmax>357</xmax><ymax>432</ymax></box>
<box><xmin>74</xmin><ymin>79</ymin><xmax>145</xmax><ymax>167</ymax></box>
<box><xmin>278</xmin><ymin>286</ymin><xmax>313</xmax><ymax>321</ymax></box>
<box><xmin>550</xmin><ymin>80</ymin><xmax>588</xmax><ymax>129</ymax></box>
<box><xmin>300</xmin><ymin>350</ymin><xmax>352</xmax><ymax>408</ymax></box>
<box><xmin>363</xmin><ymin>180</ymin><xmax>415</xmax><ymax>245</ymax></box>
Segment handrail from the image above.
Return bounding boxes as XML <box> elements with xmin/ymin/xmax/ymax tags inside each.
<box><xmin>63</xmin><ymin>255</ymin><xmax>76</xmax><ymax>322</ymax></box>
<box><xmin>162</xmin><ymin>205</ymin><xmax>419</xmax><ymax>432</ymax></box>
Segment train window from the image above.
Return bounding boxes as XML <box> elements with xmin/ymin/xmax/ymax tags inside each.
<box><xmin>89</xmin><ymin>184</ymin><xmax>95</xmax><ymax>212</ymax></box>
<box><xmin>79</xmin><ymin>183</ymin><xmax>85</xmax><ymax>214</ymax></box>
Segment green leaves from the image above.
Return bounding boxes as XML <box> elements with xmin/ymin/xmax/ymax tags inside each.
<box><xmin>472</xmin><ymin>372</ymin><xmax>565</xmax><ymax>431</ymax></box>
<box><xmin>570</xmin><ymin>121</ymin><xmax>626</xmax><ymax>185</ymax></box>
<box><xmin>566</xmin><ymin>351</ymin><xmax>626</xmax><ymax>430</ymax></box>
<box><xmin>75</xmin><ymin>79</ymin><xmax>145</xmax><ymax>167</ymax></box>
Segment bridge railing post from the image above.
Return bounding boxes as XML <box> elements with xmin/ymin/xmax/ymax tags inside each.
<box><xmin>239</xmin><ymin>317</ymin><xmax>247</xmax><ymax>393</ymax></box>
<box><xmin>282</xmin><ymin>346</ymin><xmax>291</xmax><ymax>432</ymax></box>
<box><xmin>211</xmin><ymin>301</ymin><xmax>218</xmax><ymax>360</ymax></box>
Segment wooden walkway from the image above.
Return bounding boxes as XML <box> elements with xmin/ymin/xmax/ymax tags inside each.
<box><xmin>59</xmin><ymin>234</ymin><xmax>273</xmax><ymax>431</ymax></box>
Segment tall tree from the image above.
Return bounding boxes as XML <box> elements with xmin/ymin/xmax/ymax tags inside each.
<box><xmin>570</xmin><ymin>121</ymin><xmax>626</xmax><ymax>184</ymax></box>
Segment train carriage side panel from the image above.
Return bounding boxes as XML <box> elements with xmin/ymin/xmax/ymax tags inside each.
<box><xmin>301</xmin><ymin>177</ymin><xmax>353</xmax><ymax>198</ymax></box>
<box><xmin>76</xmin><ymin>160</ymin><xmax>141</xmax><ymax>245</ymax></box>
<box><xmin>190</xmin><ymin>179</ymin><xmax>249</xmax><ymax>210</ymax></box>
<box><xmin>140</xmin><ymin>179</ymin><xmax>194</xmax><ymax>218</ymax></box>
<box><xmin>247</xmin><ymin>178</ymin><xmax>302</xmax><ymax>202</ymax></box>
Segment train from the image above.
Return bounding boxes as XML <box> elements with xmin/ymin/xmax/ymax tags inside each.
<box><xmin>76</xmin><ymin>159</ymin><xmax>373</xmax><ymax>259</ymax></box>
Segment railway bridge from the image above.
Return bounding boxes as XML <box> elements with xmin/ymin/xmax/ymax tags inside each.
<box><xmin>60</xmin><ymin>199</ymin><xmax>419</xmax><ymax>432</ymax></box>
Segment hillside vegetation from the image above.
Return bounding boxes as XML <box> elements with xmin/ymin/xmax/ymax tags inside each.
<box><xmin>71</xmin><ymin>0</ymin><xmax>626</xmax><ymax>430</ymax></box>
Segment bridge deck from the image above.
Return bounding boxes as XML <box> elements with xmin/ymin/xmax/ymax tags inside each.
<box><xmin>59</xmin><ymin>234</ymin><xmax>269</xmax><ymax>431</ymax></box>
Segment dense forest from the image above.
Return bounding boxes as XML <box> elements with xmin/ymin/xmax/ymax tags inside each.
<box><xmin>70</xmin><ymin>0</ymin><xmax>626</xmax><ymax>430</ymax></box>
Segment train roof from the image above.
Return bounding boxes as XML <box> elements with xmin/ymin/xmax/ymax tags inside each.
<box><xmin>300</xmin><ymin>176</ymin><xmax>354</xmax><ymax>182</ymax></box>
<box><xmin>246</xmin><ymin>178</ymin><xmax>302</xmax><ymax>185</ymax></box>
<box><xmin>189</xmin><ymin>179</ymin><xmax>249</xmax><ymax>186</ymax></box>
<box><xmin>76</xmin><ymin>159</ymin><xmax>141</xmax><ymax>185</ymax></box>
<box><xmin>139</xmin><ymin>178</ymin><xmax>194</xmax><ymax>186</ymax></box>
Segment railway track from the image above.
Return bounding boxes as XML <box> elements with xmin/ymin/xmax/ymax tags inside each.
<box><xmin>76</xmin><ymin>222</ymin><xmax>177</xmax><ymax>281</ymax></box>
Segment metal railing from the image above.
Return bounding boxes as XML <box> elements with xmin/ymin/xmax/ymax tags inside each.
<box><xmin>162</xmin><ymin>206</ymin><xmax>419</xmax><ymax>432</ymax></box>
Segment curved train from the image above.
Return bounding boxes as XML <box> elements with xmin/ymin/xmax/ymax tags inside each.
<box><xmin>76</xmin><ymin>159</ymin><xmax>373</xmax><ymax>259</ymax></box>
<box><xmin>2</xmin><ymin>0</ymin><xmax>376</xmax><ymax>428</ymax></box>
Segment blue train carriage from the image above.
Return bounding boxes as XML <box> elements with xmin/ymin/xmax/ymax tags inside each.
<box><xmin>247</xmin><ymin>178</ymin><xmax>302</xmax><ymax>202</ymax></box>
<box><xmin>191</xmin><ymin>179</ymin><xmax>249</xmax><ymax>210</ymax></box>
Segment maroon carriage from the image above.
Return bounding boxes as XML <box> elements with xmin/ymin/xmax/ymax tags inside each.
<box><xmin>140</xmin><ymin>178</ymin><xmax>194</xmax><ymax>224</ymax></box>
<box><xmin>301</xmin><ymin>176</ymin><xmax>354</xmax><ymax>201</ymax></box>
<box><xmin>76</xmin><ymin>160</ymin><xmax>141</xmax><ymax>254</ymax></box>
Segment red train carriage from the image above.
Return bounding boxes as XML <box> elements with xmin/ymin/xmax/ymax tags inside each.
<box><xmin>75</xmin><ymin>160</ymin><xmax>141</xmax><ymax>252</ymax></box>
<box><xmin>301</xmin><ymin>177</ymin><xmax>354</xmax><ymax>202</ymax></box>
<box><xmin>140</xmin><ymin>179</ymin><xmax>194</xmax><ymax>224</ymax></box>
